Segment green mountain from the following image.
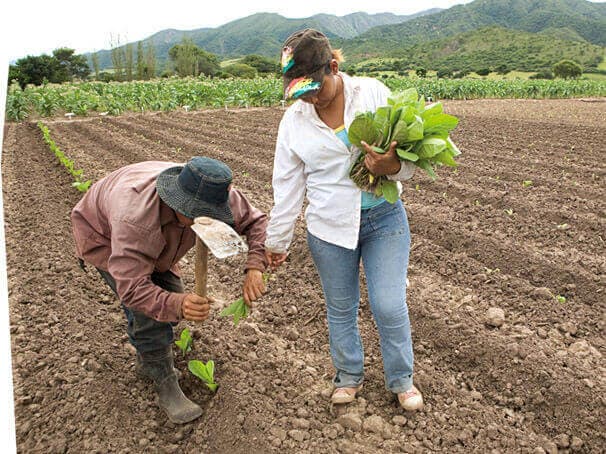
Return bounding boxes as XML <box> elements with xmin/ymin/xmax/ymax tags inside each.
<box><xmin>89</xmin><ymin>10</ymin><xmax>441</xmax><ymax>71</ymax></box>
<box><xmin>88</xmin><ymin>0</ymin><xmax>606</xmax><ymax>75</ymax></box>
<box><xmin>373</xmin><ymin>25</ymin><xmax>605</xmax><ymax>72</ymax></box>
<box><xmin>341</xmin><ymin>0</ymin><xmax>606</xmax><ymax>59</ymax></box>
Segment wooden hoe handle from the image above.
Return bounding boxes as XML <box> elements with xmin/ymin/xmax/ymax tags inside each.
<box><xmin>195</xmin><ymin>237</ymin><xmax>208</xmax><ymax>297</ymax></box>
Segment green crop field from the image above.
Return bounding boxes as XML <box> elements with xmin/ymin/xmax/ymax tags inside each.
<box><xmin>5</xmin><ymin>75</ymin><xmax>606</xmax><ymax>121</ymax></box>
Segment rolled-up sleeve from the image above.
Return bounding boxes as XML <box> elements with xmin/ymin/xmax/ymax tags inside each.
<box><xmin>107</xmin><ymin>219</ymin><xmax>185</xmax><ymax>323</ymax></box>
<box><xmin>387</xmin><ymin>161</ymin><xmax>416</xmax><ymax>181</ymax></box>
<box><xmin>265</xmin><ymin>118</ymin><xmax>306</xmax><ymax>254</ymax></box>
<box><xmin>229</xmin><ymin>189</ymin><xmax>268</xmax><ymax>272</ymax></box>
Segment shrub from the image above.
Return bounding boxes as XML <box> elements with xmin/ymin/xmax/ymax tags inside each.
<box><xmin>530</xmin><ymin>70</ymin><xmax>554</xmax><ymax>80</ymax></box>
<box><xmin>553</xmin><ymin>60</ymin><xmax>582</xmax><ymax>79</ymax></box>
<box><xmin>437</xmin><ymin>69</ymin><xmax>453</xmax><ymax>79</ymax></box>
<box><xmin>223</xmin><ymin>63</ymin><xmax>257</xmax><ymax>79</ymax></box>
<box><xmin>495</xmin><ymin>64</ymin><xmax>510</xmax><ymax>75</ymax></box>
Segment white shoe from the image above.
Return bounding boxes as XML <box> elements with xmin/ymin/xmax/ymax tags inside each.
<box><xmin>397</xmin><ymin>385</ymin><xmax>424</xmax><ymax>411</ymax></box>
<box><xmin>331</xmin><ymin>384</ymin><xmax>363</xmax><ymax>404</ymax></box>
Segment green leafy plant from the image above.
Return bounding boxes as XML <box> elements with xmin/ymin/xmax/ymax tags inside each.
<box><xmin>220</xmin><ymin>297</ymin><xmax>249</xmax><ymax>326</ymax></box>
<box><xmin>5</xmin><ymin>82</ymin><xmax>29</xmax><ymax>121</ymax></box>
<box><xmin>504</xmin><ymin>208</ymin><xmax>514</xmax><ymax>216</ymax></box>
<box><xmin>72</xmin><ymin>180</ymin><xmax>92</xmax><ymax>192</ymax></box>
<box><xmin>348</xmin><ymin>88</ymin><xmax>460</xmax><ymax>202</ymax></box>
<box><xmin>522</xmin><ymin>180</ymin><xmax>533</xmax><ymax>187</ymax></box>
<box><xmin>175</xmin><ymin>328</ymin><xmax>193</xmax><ymax>356</ymax></box>
<box><xmin>556</xmin><ymin>295</ymin><xmax>567</xmax><ymax>304</ymax></box>
<box><xmin>188</xmin><ymin>359</ymin><xmax>217</xmax><ymax>392</ymax></box>
<box><xmin>220</xmin><ymin>273</ymin><xmax>270</xmax><ymax>326</ymax></box>
<box><xmin>38</xmin><ymin>122</ymin><xmax>92</xmax><ymax>192</ymax></box>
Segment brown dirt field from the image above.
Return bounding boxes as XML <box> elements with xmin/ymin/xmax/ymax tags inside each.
<box><xmin>2</xmin><ymin>99</ymin><xmax>605</xmax><ymax>453</ymax></box>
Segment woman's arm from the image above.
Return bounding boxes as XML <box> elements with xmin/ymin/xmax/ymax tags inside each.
<box><xmin>265</xmin><ymin>118</ymin><xmax>306</xmax><ymax>254</ymax></box>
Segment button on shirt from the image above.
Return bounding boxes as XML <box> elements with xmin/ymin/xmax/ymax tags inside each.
<box><xmin>71</xmin><ymin>161</ymin><xmax>268</xmax><ymax>323</ymax></box>
<box><xmin>265</xmin><ymin>73</ymin><xmax>415</xmax><ymax>253</ymax></box>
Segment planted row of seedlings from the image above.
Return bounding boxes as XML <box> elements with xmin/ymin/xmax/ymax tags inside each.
<box><xmin>177</xmin><ymin>273</ymin><xmax>272</xmax><ymax>391</ymax></box>
<box><xmin>37</xmin><ymin>122</ymin><xmax>92</xmax><ymax>192</ymax></box>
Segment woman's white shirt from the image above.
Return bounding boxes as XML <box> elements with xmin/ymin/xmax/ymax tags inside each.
<box><xmin>265</xmin><ymin>73</ymin><xmax>415</xmax><ymax>253</ymax></box>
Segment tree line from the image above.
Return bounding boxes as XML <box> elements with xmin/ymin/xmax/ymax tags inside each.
<box><xmin>8</xmin><ymin>38</ymin><xmax>280</xmax><ymax>88</ymax></box>
<box><xmin>9</xmin><ymin>37</ymin><xmax>584</xmax><ymax>88</ymax></box>
<box><xmin>348</xmin><ymin>58</ymin><xmax>585</xmax><ymax>80</ymax></box>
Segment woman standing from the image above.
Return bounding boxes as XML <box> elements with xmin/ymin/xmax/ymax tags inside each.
<box><xmin>265</xmin><ymin>29</ymin><xmax>423</xmax><ymax>411</ymax></box>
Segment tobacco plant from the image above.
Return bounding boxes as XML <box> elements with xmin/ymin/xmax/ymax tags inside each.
<box><xmin>220</xmin><ymin>273</ymin><xmax>271</xmax><ymax>326</ymax></box>
<box><xmin>188</xmin><ymin>359</ymin><xmax>218</xmax><ymax>392</ymax></box>
<box><xmin>174</xmin><ymin>328</ymin><xmax>193</xmax><ymax>356</ymax></box>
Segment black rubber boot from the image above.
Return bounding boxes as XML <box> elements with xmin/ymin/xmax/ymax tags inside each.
<box><xmin>136</xmin><ymin>353</ymin><xmax>182</xmax><ymax>381</ymax></box>
<box><xmin>137</xmin><ymin>347</ymin><xmax>202</xmax><ymax>424</ymax></box>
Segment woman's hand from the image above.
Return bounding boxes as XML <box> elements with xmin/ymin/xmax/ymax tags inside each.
<box><xmin>243</xmin><ymin>269</ymin><xmax>266</xmax><ymax>307</ymax></box>
<box><xmin>265</xmin><ymin>250</ymin><xmax>288</xmax><ymax>271</ymax></box>
<box><xmin>362</xmin><ymin>140</ymin><xmax>401</xmax><ymax>176</ymax></box>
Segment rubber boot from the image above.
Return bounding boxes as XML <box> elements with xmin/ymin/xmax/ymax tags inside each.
<box><xmin>136</xmin><ymin>352</ymin><xmax>182</xmax><ymax>381</ymax></box>
<box><xmin>137</xmin><ymin>347</ymin><xmax>202</xmax><ymax>424</ymax></box>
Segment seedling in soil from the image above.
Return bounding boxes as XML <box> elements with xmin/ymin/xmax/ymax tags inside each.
<box><xmin>557</xmin><ymin>223</ymin><xmax>570</xmax><ymax>230</ymax></box>
<box><xmin>415</xmin><ymin>184</ymin><xmax>420</xmax><ymax>191</ymax></box>
<box><xmin>188</xmin><ymin>359</ymin><xmax>218</xmax><ymax>392</ymax></box>
<box><xmin>175</xmin><ymin>328</ymin><xmax>193</xmax><ymax>356</ymax></box>
<box><xmin>72</xmin><ymin>180</ymin><xmax>92</xmax><ymax>192</ymax></box>
<box><xmin>504</xmin><ymin>208</ymin><xmax>514</xmax><ymax>216</ymax></box>
<box><xmin>556</xmin><ymin>295</ymin><xmax>567</xmax><ymax>304</ymax></box>
<box><xmin>220</xmin><ymin>297</ymin><xmax>249</xmax><ymax>326</ymax></box>
<box><xmin>522</xmin><ymin>180</ymin><xmax>533</xmax><ymax>188</ymax></box>
<box><xmin>484</xmin><ymin>267</ymin><xmax>500</xmax><ymax>275</ymax></box>
<box><xmin>220</xmin><ymin>273</ymin><xmax>271</xmax><ymax>326</ymax></box>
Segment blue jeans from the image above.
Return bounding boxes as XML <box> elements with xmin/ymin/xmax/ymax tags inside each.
<box><xmin>97</xmin><ymin>268</ymin><xmax>180</xmax><ymax>353</ymax></box>
<box><xmin>307</xmin><ymin>200</ymin><xmax>414</xmax><ymax>393</ymax></box>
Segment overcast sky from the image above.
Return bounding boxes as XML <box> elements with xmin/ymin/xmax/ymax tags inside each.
<box><xmin>4</xmin><ymin>0</ymin><xmax>605</xmax><ymax>63</ymax></box>
<box><xmin>0</xmin><ymin>0</ymin><xmax>483</xmax><ymax>62</ymax></box>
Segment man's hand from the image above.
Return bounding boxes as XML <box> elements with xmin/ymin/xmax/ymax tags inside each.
<box><xmin>363</xmin><ymin>140</ymin><xmax>401</xmax><ymax>176</ymax></box>
<box><xmin>243</xmin><ymin>269</ymin><xmax>266</xmax><ymax>307</ymax></box>
<box><xmin>265</xmin><ymin>250</ymin><xmax>288</xmax><ymax>271</ymax></box>
<box><xmin>182</xmin><ymin>293</ymin><xmax>213</xmax><ymax>321</ymax></box>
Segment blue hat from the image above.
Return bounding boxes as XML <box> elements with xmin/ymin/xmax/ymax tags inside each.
<box><xmin>156</xmin><ymin>157</ymin><xmax>234</xmax><ymax>225</ymax></box>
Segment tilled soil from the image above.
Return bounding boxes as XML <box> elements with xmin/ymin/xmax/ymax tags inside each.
<box><xmin>3</xmin><ymin>99</ymin><xmax>605</xmax><ymax>453</ymax></box>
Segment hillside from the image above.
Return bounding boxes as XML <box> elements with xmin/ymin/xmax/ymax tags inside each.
<box><xmin>341</xmin><ymin>0</ymin><xmax>606</xmax><ymax>58</ymax></box>
<box><xmin>377</xmin><ymin>26</ymin><xmax>605</xmax><ymax>72</ymax></box>
<box><xmin>86</xmin><ymin>0</ymin><xmax>606</xmax><ymax>75</ymax></box>
<box><xmin>89</xmin><ymin>10</ymin><xmax>440</xmax><ymax>70</ymax></box>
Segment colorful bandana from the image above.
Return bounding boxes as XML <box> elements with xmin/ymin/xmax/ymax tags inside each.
<box><xmin>284</xmin><ymin>76</ymin><xmax>321</xmax><ymax>100</ymax></box>
<box><xmin>281</xmin><ymin>46</ymin><xmax>294</xmax><ymax>74</ymax></box>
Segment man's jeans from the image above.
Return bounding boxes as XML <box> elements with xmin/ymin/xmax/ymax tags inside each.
<box><xmin>307</xmin><ymin>200</ymin><xmax>414</xmax><ymax>393</ymax></box>
<box><xmin>97</xmin><ymin>269</ymin><xmax>181</xmax><ymax>353</ymax></box>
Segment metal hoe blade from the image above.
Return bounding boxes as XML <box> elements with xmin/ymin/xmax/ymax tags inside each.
<box><xmin>190</xmin><ymin>216</ymin><xmax>248</xmax><ymax>259</ymax></box>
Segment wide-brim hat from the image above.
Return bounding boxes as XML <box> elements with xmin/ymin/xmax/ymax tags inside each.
<box><xmin>281</xmin><ymin>28</ymin><xmax>333</xmax><ymax>100</ymax></box>
<box><xmin>156</xmin><ymin>157</ymin><xmax>234</xmax><ymax>226</ymax></box>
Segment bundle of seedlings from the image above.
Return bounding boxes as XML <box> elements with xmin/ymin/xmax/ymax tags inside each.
<box><xmin>348</xmin><ymin>88</ymin><xmax>461</xmax><ymax>202</ymax></box>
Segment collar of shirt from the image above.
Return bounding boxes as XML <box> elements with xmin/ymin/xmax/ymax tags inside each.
<box><xmin>291</xmin><ymin>72</ymin><xmax>361</xmax><ymax>130</ymax></box>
